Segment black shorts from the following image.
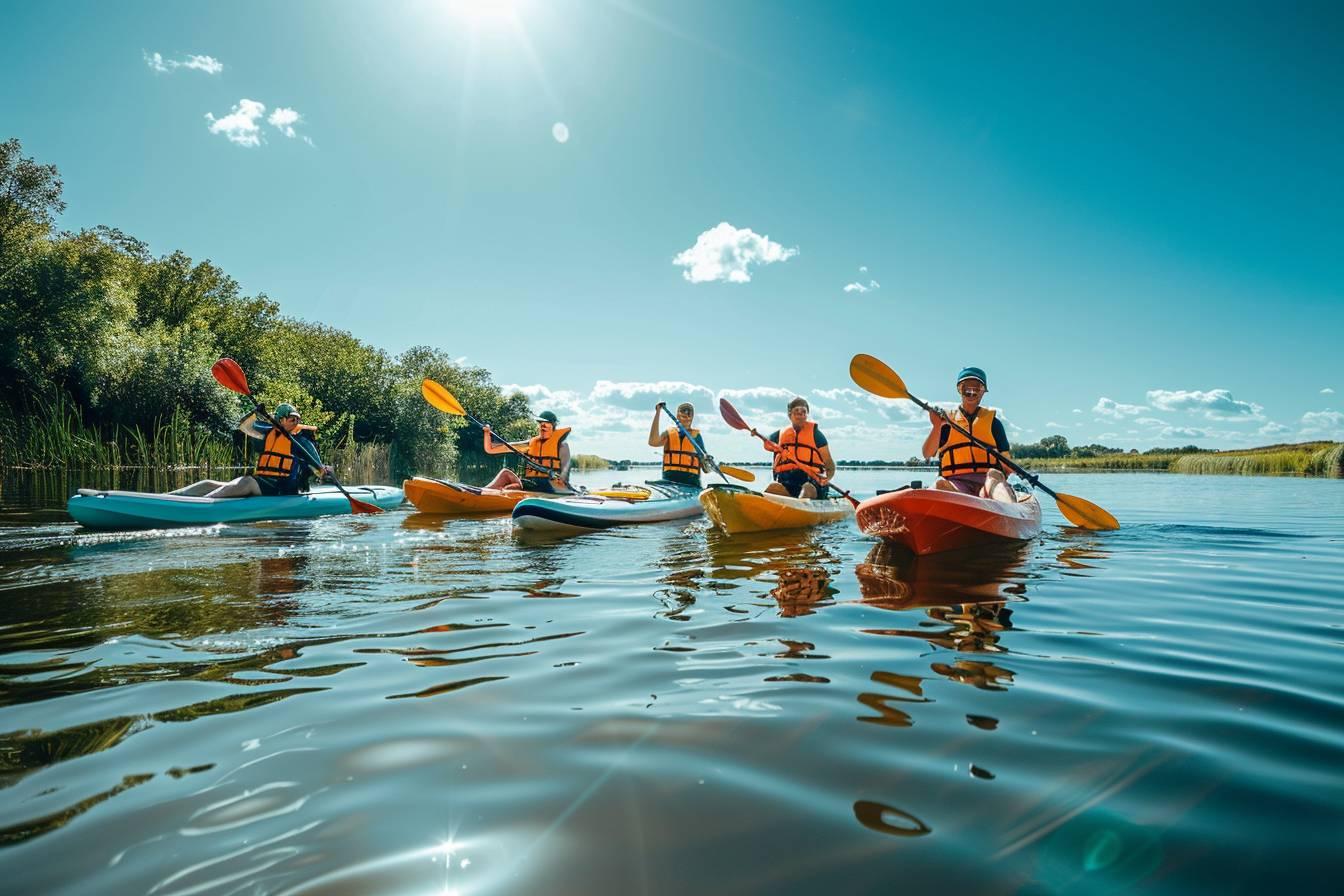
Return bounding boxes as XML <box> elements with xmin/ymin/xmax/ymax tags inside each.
<box><xmin>521</xmin><ymin>478</ymin><xmax>558</xmax><ymax>494</ymax></box>
<box><xmin>773</xmin><ymin>470</ymin><xmax>828</xmax><ymax>499</ymax></box>
<box><xmin>254</xmin><ymin>475</ymin><xmax>300</xmax><ymax>497</ymax></box>
<box><xmin>661</xmin><ymin>470</ymin><xmax>702</xmax><ymax>488</ymax></box>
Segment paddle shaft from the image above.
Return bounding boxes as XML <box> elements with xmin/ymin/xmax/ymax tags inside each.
<box><xmin>912</xmin><ymin>394</ymin><xmax>1058</xmax><ymax>499</ymax></box>
<box><xmin>658</xmin><ymin>404</ymin><xmax>729</xmax><ymax>485</ymax></box>
<box><xmin>245</xmin><ymin>402</ymin><xmax>373</xmax><ymax>509</ymax></box>
<box><xmin>472</xmin><ymin>410</ymin><xmax>574</xmax><ymax>491</ymax></box>
<box><xmin>748</xmin><ymin>426</ymin><xmax>858</xmax><ymax>508</ymax></box>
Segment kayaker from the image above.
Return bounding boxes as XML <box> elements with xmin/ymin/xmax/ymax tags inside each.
<box><xmin>922</xmin><ymin>366</ymin><xmax>1016</xmax><ymax>502</ymax></box>
<box><xmin>756</xmin><ymin>397</ymin><xmax>835</xmax><ymax>499</ymax></box>
<box><xmin>172</xmin><ymin>403</ymin><xmax>331</xmax><ymax>498</ymax></box>
<box><xmin>481</xmin><ymin>411</ymin><xmax>573</xmax><ymax>493</ymax></box>
<box><xmin>648</xmin><ymin>401</ymin><xmax>705</xmax><ymax>487</ymax></box>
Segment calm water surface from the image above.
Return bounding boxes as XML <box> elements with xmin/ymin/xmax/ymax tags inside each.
<box><xmin>1</xmin><ymin>470</ymin><xmax>1340</xmax><ymax>894</ymax></box>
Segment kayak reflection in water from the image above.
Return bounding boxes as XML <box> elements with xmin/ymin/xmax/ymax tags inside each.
<box><xmin>921</xmin><ymin>366</ymin><xmax>1019</xmax><ymax>503</ymax></box>
<box><xmin>759</xmin><ymin>397</ymin><xmax>836</xmax><ymax>500</ymax></box>
<box><xmin>481</xmin><ymin>410</ymin><xmax>573</xmax><ymax>494</ymax></box>
<box><xmin>648</xmin><ymin>401</ymin><xmax>705</xmax><ymax>488</ymax></box>
<box><xmin>173</xmin><ymin>403</ymin><xmax>331</xmax><ymax>498</ymax></box>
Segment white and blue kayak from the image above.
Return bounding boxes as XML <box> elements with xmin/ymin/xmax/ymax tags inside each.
<box><xmin>67</xmin><ymin>485</ymin><xmax>405</xmax><ymax>530</ymax></box>
<box><xmin>512</xmin><ymin>480</ymin><xmax>703</xmax><ymax>534</ymax></box>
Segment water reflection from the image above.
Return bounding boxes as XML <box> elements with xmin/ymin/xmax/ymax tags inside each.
<box><xmin>854</xmin><ymin>541</ymin><xmax>1032</xmax><ymax>611</ymax></box>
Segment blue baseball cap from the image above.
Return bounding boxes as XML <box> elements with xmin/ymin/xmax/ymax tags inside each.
<box><xmin>956</xmin><ymin>367</ymin><xmax>987</xmax><ymax>388</ymax></box>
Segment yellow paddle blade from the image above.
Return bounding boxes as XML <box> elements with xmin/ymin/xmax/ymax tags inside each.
<box><xmin>421</xmin><ymin>378</ymin><xmax>465</xmax><ymax>416</ymax></box>
<box><xmin>718</xmin><ymin>464</ymin><xmax>756</xmax><ymax>483</ymax></box>
<box><xmin>849</xmin><ymin>353</ymin><xmax>910</xmax><ymax>400</ymax></box>
<box><xmin>1056</xmin><ymin>493</ymin><xmax>1120</xmax><ymax>531</ymax></box>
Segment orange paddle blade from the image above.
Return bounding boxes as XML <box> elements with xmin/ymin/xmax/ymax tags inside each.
<box><xmin>347</xmin><ymin>496</ymin><xmax>385</xmax><ymax>515</ymax></box>
<box><xmin>421</xmin><ymin>379</ymin><xmax>466</xmax><ymax>416</ymax></box>
<box><xmin>1056</xmin><ymin>493</ymin><xmax>1119</xmax><ymax>531</ymax></box>
<box><xmin>849</xmin><ymin>354</ymin><xmax>910</xmax><ymax>400</ymax></box>
<box><xmin>212</xmin><ymin>357</ymin><xmax>251</xmax><ymax>396</ymax></box>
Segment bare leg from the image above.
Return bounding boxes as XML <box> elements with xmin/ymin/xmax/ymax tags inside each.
<box><xmin>204</xmin><ymin>476</ymin><xmax>263</xmax><ymax>499</ymax></box>
<box><xmin>171</xmin><ymin>480</ymin><xmax>231</xmax><ymax>496</ymax></box>
<box><xmin>932</xmin><ymin>478</ymin><xmax>958</xmax><ymax>492</ymax></box>
<box><xmin>483</xmin><ymin>469</ymin><xmax>524</xmax><ymax>490</ymax></box>
<box><xmin>764</xmin><ymin>481</ymin><xmax>791</xmax><ymax>496</ymax></box>
<box><xmin>981</xmin><ymin>469</ymin><xmax>1015</xmax><ymax>503</ymax></box>
<box><xmin>799</xmin><ymin>482</ymin><xmax>818</xmax><ymax>499</ymax></box>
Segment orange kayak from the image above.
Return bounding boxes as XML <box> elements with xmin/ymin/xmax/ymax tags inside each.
<box><xmin>855</xmin><ymin>486</ymin><xmax>1041</xmax><ymax>555</ymax></box>
<box><xmin>403</xmin><ymin>477</ymin><xmax>651</xmax><ymax>515</ymax></box>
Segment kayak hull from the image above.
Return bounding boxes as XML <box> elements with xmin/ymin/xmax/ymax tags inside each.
<box><xmin>67</xmin><ymin>485</ymin><xmax>405</xmax><ymax>530</ymax></box>
<box><xmin>512</xmin><ymin>481</ymin><xmax>702</xmax><ymax>534</ymax></box>
<box><xmin>699</xmin><ymin>485</ymin><xmax>854</xmax><ymax>534</ymax></box>
<box><xmin>403</xmin><ymin>477</ymin><xmax>530</xmax><ymax>514</ymax></box>
<box><xmin>855</xmin><ymin>487</ymin><xmax>1041</xmax><ymax>555</ymax></box>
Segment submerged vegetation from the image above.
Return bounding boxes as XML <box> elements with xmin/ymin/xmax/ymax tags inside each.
<box><xmin>0</xmin><ymin>138</ymin><xmax>533</xmax><ymax>476</ymax></box>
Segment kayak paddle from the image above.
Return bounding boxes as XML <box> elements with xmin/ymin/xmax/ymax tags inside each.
<box><xmin>657</xmin><ymin>402</ymin><xmax>755</xmax><ymax>484</ymax></box>
<box><xmin>848</xmin><ymin>353</ymin><xmax>1120</xmax><ymax>530</ymax></box>
<box><xmin>718</xmin><ymin>398</ymin><xmax>859</xmax><ymax>508</ymax></box>
<box><xmin>420</xmin><ymin>378</ymin><xmax>576</xmax><ymax>493</ymax></box>
<box><xmin>210</xmin><ymin>357</ymin><xmax>384</xmax><ymax>514</ymax></box>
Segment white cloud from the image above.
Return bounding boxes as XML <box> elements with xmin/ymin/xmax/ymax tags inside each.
<box><xmin>672</xmin><ymin>222</ymin><xmax>798</xmax><ymax>284</ymax></box>
<box><xmin>843</xmin><ymin>279</ymin><xmax>880</xmax><ymax>294</ymax></box>
<box><xmin>1300</xmin><ymin>410</ymin><xmax>1344</xmax><ymax>437</ymax></box>
<box><xmin>1072</xmin><ymin>408</ymin><xmax>1082</xmax><ymax>414</ymax></box>
<box><xmin>552</xmin><ymin>122</ymin><xmax>569</xmax><ymax>143</ymax></box>
<box><xmin>267</xmin><ymin>107</ymin><xmax>302</xmax><ymax>138</ymax></box>
<box><xmin>589</xmin><ymin>380</ymin><xmax>715</xmax><ymax>411</ymax></box>
<box><xmin>1134</xmin><ymin>417</ymin><xmax>1167</xmax><ymax>427</ymax></box>
<box><xmin>1322</xmin><ymin>387</ymin><xmax>1335</xmax><ymax>395</ymax></box>
<box><xmin>1146</xmin><ymin>388</ymin><xmax>1262</xmax><ymax>420</ymax></box>
<box><xmin>1159</xmin><ymin>426</ymin><xmax>1207</xmax><ymax>441</ymax></box>
<box><xmin>144</xmin><ymin>50</ymin><xmax>223</xmax><ymax>74</ymax></box>
<box><xmin>1094</xmin><ymin>397</ymin><xmax>1147</xmax><ymax>419</ymax></box>
<box><xmin>1258</xmin><ymin>422</ymin><xmax>1292</xmax><ymax>436</ymax></box>
<box><xmin>859</xmin><ymin>265</ymin><xmax>868</xmax><ymax>273</ymax></box>
<box><xmin>205</xmin><ymin>99</ymin><xmax>266</xmax><ymax>147</ymax></box>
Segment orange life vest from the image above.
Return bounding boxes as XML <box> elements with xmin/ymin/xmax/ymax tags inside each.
<box><xmin>663</xmin><ymin>427</ymin><xmax>701</xmax><ymax>475</ymax></box>
<box><xmin>254</xmin><ymin>426</ymin><xmax>296</xmax><ymax>480</ymax></box>
<box><xmin>938</xmin><ymin>407</ymin><xmax>1003</xmax><ymax>477</ymax></box>
<box><xmin>522</xmin><ymin>427</ymin><xmax>571</xmax><ymax>479</ymax></box>
<box><xmin>773</xmin><ymin>422</ymin><xmax>825</xmax><ymax>476</ymax></box>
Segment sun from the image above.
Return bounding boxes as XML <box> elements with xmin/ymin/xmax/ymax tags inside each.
<box><xmin>445</xmin><ymin>0</ymin><xmax>521</xmax><ymax>28</ymax></box>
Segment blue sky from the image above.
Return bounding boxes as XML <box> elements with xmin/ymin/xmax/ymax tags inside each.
<box><xmin>5</xmin><ymin>0</ymin><xmax>1342</xmax><ymax>459</ymax></box>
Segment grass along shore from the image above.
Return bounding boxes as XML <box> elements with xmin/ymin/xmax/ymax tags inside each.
<box><xmin>1013</xmin><ymin>442</ymin><xmax>1343</xmax><ymax>477</ymax></box>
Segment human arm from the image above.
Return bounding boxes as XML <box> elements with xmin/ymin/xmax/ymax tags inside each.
<box><xmin>481</xmin><ymin>425</ymin><xmax>525</xmax><ymax>455</ymax></box>
<box><xmin>817</xmin><ymin>444</ymin><xmax>836</xmax><ymax>482</ymax></box>
<box><xmin>922</xmin><ymin>410</ymin><xmax>948</xmax><ymax>460</ymax></box>
<box><xmin>648</xmin><ymin>403</ymin><xmax>667</xmax><ymax>448</ymax></box>
<box><xmin>557</xmin><ymin>443</ymin><xmax>572</xmax><ymax>482</ymax></box>
<box><xmin>239</xmin><ymin>412</ymin><xmax>265</xmax><ymax>440</ymax></box>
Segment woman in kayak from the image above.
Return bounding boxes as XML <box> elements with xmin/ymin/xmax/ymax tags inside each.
<box><xmin>173</xmin><ymin>403</ymin><xmax>332</xmax><ymax>498</ymax></box>
<box><xmin>481</xmin><ymin>411</ymin><xmax>574</xmax><ymax>494</ymax></box>
<box><xmin>648</xmin><ymin>401</ymin><xmax>705</xmax><ymax>487</ymax></box>
<box><xmin>758</xmin><ymin>397</ymin><xmax>835</xmax><ymax>499</ymax></box>
<box><xmin>922</xmin><ymin>366</ymin><xmax>1016</xmax><ymax>502</ymax></box>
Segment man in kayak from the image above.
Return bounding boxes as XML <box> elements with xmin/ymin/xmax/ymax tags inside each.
<box><xmin>648</xmin><ymin>401</ymin><xmax>706</xmax><ymax>487</ymax></box>
<box><xmin>758</xmin><ymin>397</ymin><xmax>835</xmax><ymax>499</ymax></box>
<box><xmin>481</xmin><ymin>411</ymin><xmax>574</xmax><ymax>493</ymax></box>
<box><xmin>172</xmin><ymin>403</ymin><xmax>332</xmax><ymax>498</ymax></box>
<box><xmin>921</xmin><ymin>366</ymin><xmax>1016</xmax><ymax>502</ymax></box>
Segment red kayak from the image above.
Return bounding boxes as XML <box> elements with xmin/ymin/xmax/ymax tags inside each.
<box><xmin>855</xmin><ymin>486</ymin><xmax>1041</xmax><ymax>555</ymax></box>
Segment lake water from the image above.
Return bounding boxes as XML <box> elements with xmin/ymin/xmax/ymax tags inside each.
<box><xmin>1</xmin><ymin>470</ymin><xmax>1340</xmax><ymax>894</ymax></box>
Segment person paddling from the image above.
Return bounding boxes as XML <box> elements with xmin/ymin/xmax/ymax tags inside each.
<box><xmin>757</xmin><ymin>397</ymin><xmax>835</xmax><ymax>499</ymax></box>
<box><xmin>648</xmin><ymin>401</ymin><xmax>705</xmax><ymax>487</ymax></box>
<box><xmin>922</xmin><ymin>366</ymin><xmax>1017</xmax><ymax>502</ymax></box>
<box><xmin>173</xmin><ymin>403</ymin><xmax>332</xmax><ymax>498</ymax></box>
<box><xmin>481</xmin><ymin>411</ymin><xmax>573</xmax><ymax>494</ymax></box>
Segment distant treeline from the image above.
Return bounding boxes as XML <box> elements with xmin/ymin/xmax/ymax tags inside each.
<box><xmin>1010</xmin><ymin>435</ymin><xmax>1343</xmax><ymax>477</ymax></box>
<box><xmin>0</xmin><ymin>138</ymin><xmax>534</xmax><ymax>475</ymax></box>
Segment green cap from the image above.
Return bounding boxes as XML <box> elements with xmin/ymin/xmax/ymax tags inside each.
<box><xmin>955</xmin><ymin>367</ymin><xmax>987</xmax><ymax>388</ymax></box>
<box><xmin>536</xmin><ymin>410</ymin><xmax>559</xmax><ymax>425</ymax></box>
<box><xmin>274</xmin><ymin>402</ymin><xmax>300</xmax><ymax>419</ymax></box>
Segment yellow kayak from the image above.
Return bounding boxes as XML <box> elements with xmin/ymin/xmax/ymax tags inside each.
<box><xmin>404</xmin><ymin>476</ymin><xmax>649</xmax><ymax>515</ymax></box>
<box><xmin>699</xmin><ymin>485</ymin><xmax>855</xmax><ymax>535</ymax></box>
